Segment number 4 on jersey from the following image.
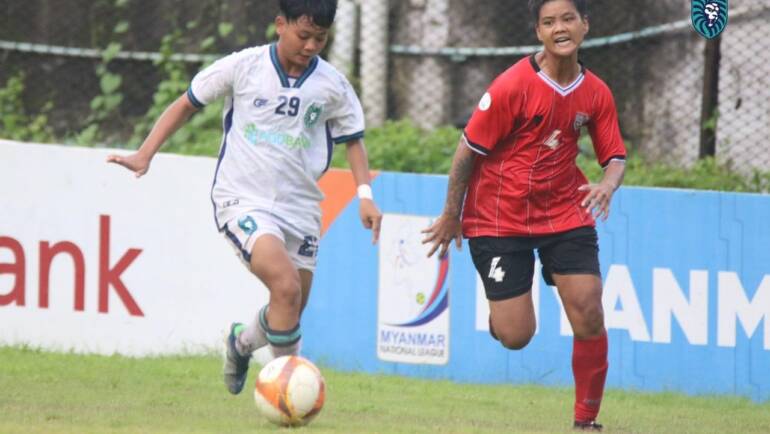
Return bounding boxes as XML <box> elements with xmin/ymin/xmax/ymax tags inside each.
<box><xmin>488</xmin><ymin>257</ymin><xmax>505</xmax><ymax>283</ymax></box>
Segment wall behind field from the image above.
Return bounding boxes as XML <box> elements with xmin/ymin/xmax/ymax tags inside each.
<box><xmin>1</xmin><ymin>141</ymin><xmax>769</xmax><ymax>402</ymax></box>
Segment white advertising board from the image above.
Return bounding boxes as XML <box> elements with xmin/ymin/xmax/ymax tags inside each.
<box><xmin>0</xmin><ymin>140</ymin><xmax>268</xmax><ymax>356</ymax></box>
<box><xmin>377</xmin><ymin>214</ymin><xmax>450</xmax><ymax>365</ymax></box>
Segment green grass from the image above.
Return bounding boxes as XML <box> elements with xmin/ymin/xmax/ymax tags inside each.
<box><xmin>0</xmin><ymin>347</ymin><xmax>768</xmax><ymax>434</ymax></box>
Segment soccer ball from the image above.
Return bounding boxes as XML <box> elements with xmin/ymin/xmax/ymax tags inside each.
<box><xmin>253</xmin><ymin>355</ymin><xmax>326</xmax><ymax>426</ymax></box>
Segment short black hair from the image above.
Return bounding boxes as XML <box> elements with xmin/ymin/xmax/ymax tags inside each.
<box><xmin>279</xmin><ymin>0</ymin><xmax>338</xmax><ymax>29</ymax></box>
<box><xmin>528</xmin><ymin>0</ymin><xmax>588</xmax><ymax>24</ymax></box>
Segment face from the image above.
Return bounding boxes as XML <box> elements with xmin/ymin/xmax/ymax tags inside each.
<box><xmin>535</xmin><ymin>0</ymin><xmax>589</xmax><ymax>58</ymax></box>
<box><xmin>276</xmin><ymin>15</ymin><xmax>329</xmax><ymax>69</ymax></box>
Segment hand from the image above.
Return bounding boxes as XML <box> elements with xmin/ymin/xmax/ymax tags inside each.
<box><xmin>106</xmin><ymin>152</ymin><xmax>151</xmax><ymax>178</ymax></box>
<box><xmin>359</xmin><ymin>199</ymin><xmax>382</xmax><ymax>244</ymax></box>
<box><xmin>421</xmin><ymin>214</ymin><xmax>463</xmax><ymax>258</ymax></box>
<box><xmin>578</xmin><ymin>182</ymin><xmax>616</xmax><ymax>221</ymax></box>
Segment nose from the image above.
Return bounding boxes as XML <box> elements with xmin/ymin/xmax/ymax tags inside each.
<box><xmin>304</xmin><ymin>39</ymin><xmax>321</xmax><ymax>54</ymax></box>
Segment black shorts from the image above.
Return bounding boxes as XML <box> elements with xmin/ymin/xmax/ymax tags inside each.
<box><xmin>469</xmin><ymin>226</ymin><xmax>601</xmax><ymax>301</ymax></box>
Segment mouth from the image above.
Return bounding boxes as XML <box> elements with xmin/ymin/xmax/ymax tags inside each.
<box><xmin>554</xmin><ymin>36</ymin><xmax>572</xmax><ymax>47</ymax></box>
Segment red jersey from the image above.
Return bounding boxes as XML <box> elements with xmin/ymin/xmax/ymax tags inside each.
<box><xmin>462</xmin><ymin>54</ymin><xmax>626</xmax><ymax>237</ymax></box>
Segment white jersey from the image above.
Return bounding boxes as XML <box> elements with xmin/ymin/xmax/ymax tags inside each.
<box><xmin>188</xmin><ymin>44</ymin><xmax>365</xmax><ymax>239</ymax></box>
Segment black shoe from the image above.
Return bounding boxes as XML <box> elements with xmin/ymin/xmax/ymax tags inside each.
<box><xmin>223</xmin><ymin>322</ymin><xmax>251</xmax><ymax>395</ymax></box>
<box><xmin>573</xmin><ymin>420</ymin><xmax>603</xmax><ymax>431</ymax></box>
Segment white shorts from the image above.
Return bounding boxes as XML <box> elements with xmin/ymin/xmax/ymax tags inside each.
<box><xmin>221</xmin><ymin>210</ymin><xmax>319</xmax><ymax>272</ymax></box>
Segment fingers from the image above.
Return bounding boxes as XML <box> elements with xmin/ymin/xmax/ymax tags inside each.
<box><xmin>426</xmin><ymin>240</ymin><xmax>441</xmax><ymax>258</ymax></box>
<box><xmin>371</xmin><ymin>215</ymin><xmax>381</xmax><ymax>244</ymax></box>
<box><xmin>601</xmin><ymin>206</ymin><xmax>611</xmax><ymax>221</ymax></box>
<box><xmin>421</xmin><ymin>230</ymin><xmax>438</xmax><ymax>245</ymax></box>
<box><xmin>438</xmin><ymin>242</ymin><xmax>449</xmax><ymax>259</ymax></box>
<box><xmin>455</xmin><ymin>234</ymin><xmax>462</xmax><ymax>250</ymax></box>
<box><xmin>580</xmin><ymin>187</ymin><xmax>594</xmax><ymax>207</ymax></box>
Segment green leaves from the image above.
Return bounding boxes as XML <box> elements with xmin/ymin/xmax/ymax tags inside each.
<box><xmin>101</xmin><ymin>42</ymin><xmax>122</xmax><ymax>62</ymax></box>
<box><xmin>114</xmin><ymin>21</ymin><xmax>130</xmax><ymax>34</ymax></box>
<box><xmin>0</xmin><ymin>73</ymin><xmax>54</xmax><ymax>142</ymax></box>
<box><xmin>218</xmin><ymin>22</ymin><xmax>234</xmax><ymax>38</ymax></box>
<box><xmin>331</xmin><ymin>120</ymin><xmax>461</xmax><ymax>174</ymax></box>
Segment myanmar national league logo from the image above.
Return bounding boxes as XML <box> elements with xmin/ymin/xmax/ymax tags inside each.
<box><xmin>691</xmin><ymin>0</ymin><xmax>728</xmax><ymax>39</ymax></box>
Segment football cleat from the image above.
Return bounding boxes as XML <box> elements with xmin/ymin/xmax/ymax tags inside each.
<box><xmin>573</xmin><ymin>420</ymin><xmax>603</xmax><ymax>431</ymax></box>
<box><xmin>223</xmin><ymin>322</ymin><xmax>251</xmax><ymax>395</ymax></box>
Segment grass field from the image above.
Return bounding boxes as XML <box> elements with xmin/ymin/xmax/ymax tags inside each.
<box><xmin>1</xmin><ymin>347</ymin><xmax>768</xmax><ymax>434</ymax></box>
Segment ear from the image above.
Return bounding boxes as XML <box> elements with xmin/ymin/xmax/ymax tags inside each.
<box><xmin>535</xmin><ymin>24</ymin><xmax>543</xmax><ymax>43</ymax></box>
<box><xmin>275</xmin><ymin>15</ymin><xmax>286</xmax><ymax>36</ymax></box>
<box><xmin>582</xmin><ymin>16</ymin><xmax>590</xmax><ymax>36</ymax></box>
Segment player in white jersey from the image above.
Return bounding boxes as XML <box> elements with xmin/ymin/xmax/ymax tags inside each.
<box><xmin>107</xmin><ymin>0</ymin><xmax>382</xmax><ymax>395</ymax></box>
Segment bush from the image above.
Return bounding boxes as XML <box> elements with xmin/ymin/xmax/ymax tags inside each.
<box><xmin>0</xmin><ymin>73</ymin><xmax>55</xmax><ymax>143</ymax></box>
<box><xmin>331</xmin><ymin>120</ymin><xmax>461</xmax><ymax>174</ymax></box>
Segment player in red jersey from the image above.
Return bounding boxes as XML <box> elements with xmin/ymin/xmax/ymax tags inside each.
<box><xmin>423</xmin><ymin>0</ymin><xmax>624</xmax><ymax>431</ymax></box>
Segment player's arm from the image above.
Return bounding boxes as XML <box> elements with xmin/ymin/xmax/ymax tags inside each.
<box><xmin>107</xmin><ymin>94</ymin><xmax>199</xmax><ymax>177</ymax></box>
<box><xmin>580</xmin><ymin>83</ymin><xmax>627</xmax><ymax>220</ymax></box>
<box><xmin>345</xmin><ymin>139</ymin><xmax>383</xmax><ymax>244</ymax></box>
<box><xmin>421</xmin><ymin>137</ymin><xmax>476</xmax><ymax>258</ymax></box>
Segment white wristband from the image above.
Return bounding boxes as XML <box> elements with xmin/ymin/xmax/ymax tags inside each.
<box><xmin>357</xmin><ymin>184</ymin><xmax>373</xmax><ymax>200</ymax></box>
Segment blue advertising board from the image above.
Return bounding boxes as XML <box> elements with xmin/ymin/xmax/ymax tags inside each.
<box><xmin>303</xmin><ymin>172</ymin><xmax>770</xmax><ymax>402</ymax></box>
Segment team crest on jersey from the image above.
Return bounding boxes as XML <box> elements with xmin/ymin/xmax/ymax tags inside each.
<box><xmin>238</xmin><ymin>216</ymin><xmax>257</xmax><ymax>235</ymax></box>
<box><xmin>574</xmin><ymin>112</ymin><xmax>590</xmax><ymax>131</ymax></box>
<box><xmin>304</xmin><ymin>103</ymin><xmax>323</xmax><ymax>128</ymax></box>
<box><xmin>691</xmin><ymin>0</ymin><xmax>728</xmax><ymax>39</ymax></box>
<box><xmin>478</xmin><ymin>92</ymin><xmax>492</xmax><ymax>111</ymax></box>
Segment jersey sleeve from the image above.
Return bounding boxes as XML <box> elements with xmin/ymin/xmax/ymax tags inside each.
<box><xmin>588</xmin><ymin>83</ymin><xmax>627</xmax><ymax>168</ymax></box>
<box><xmin>463</xmin><ymin>75</ymin><xmax>518</xmax><ymax>156</ymax></box>
<box><xmin>187</xmin><ymin>51</ymin><xmax>244</xmax><ymax>108</ymax></box>
<box><xmin>326</xmin><ymin>73</ymin><xmax>365</xmax><ymax>144</ymax></box>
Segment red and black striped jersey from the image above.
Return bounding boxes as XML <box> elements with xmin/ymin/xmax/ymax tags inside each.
<box><xmin>462</xmin><ymin>54</ymin><xmax>626</xmax><ymax>237</ymax></box>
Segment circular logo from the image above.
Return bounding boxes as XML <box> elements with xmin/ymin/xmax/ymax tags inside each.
<box><xmin>478</xmin><ymin>92</ymin><xmax>492</xmax><ymax>111</ymax></box>
<box><xmin>416</xmin><ymin>292</ymin><xmax>426</xmax><ymax>305</ymax></box>
<box><xmin>304</xmin><ymin>103</ymin><xmax>323</xmax><ymax>128</ymax></box>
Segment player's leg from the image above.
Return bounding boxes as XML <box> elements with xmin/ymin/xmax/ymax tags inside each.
<box><xmin>298</xmin><ymin>268</ymin><xmax>313</xmax><ymax>312</ymax></box>
<box><xmin>249</xmin><ymin>234</ymin><xmax>304</xmax><ymax>357</ymax></box>
<box><xmin>220</xmin><ymin>213</ymin><xmax>298</xmax><ymax>394</ymax></box>
<box><xmin>258</xmin><ymin>229</ymin><xmax>319</xmax><ymax>358</ymax></box>
<box><xmin>540</xmin><ymin>227</ymin><xmax>607</xmax><ymax>430</ymax></box>
<box><xmin>235</xmin><ymin>234</ymin><xmax>316</xmax><ymax>356</ymax></box>
<box><xmin>469</xmin><ymin>237</ymin><xmax>537</xmax><ymax>349</ymax></box>
<box><xmin>230</xmin><ymin>242</ymin><xmax>313</xmax><ymax>365</ymax></box>
<box><xmin>488</xmin><ymin>292</ymin><xmax>536</xmax><ymax>349</ymax></box>
<box><xmin>554</xmin><ymin>273</ymin><xmax>607</xmax><ymax>431</ymax></box>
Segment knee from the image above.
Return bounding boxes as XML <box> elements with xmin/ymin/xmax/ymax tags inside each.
<box><xmin>492</xmin><ymin>323</ymin><xmax>535</xmax><ymax>350</ymax></box>
<box><xmin>572</xmin><ymin>301</ymin><xmax>605</xmax><ymax>337</ymax></box>
<box><xmin>499</xmin><ymin>333</ymin><xmax>533</xmax><ymax>350</ymax></box>
<box><xmin>270</xmin><ymin>274</ymin><xmax>302</xmax><ymax>306</ymax></box>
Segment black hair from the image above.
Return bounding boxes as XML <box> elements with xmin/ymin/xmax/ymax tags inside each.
<box><xmin>279</xmin><ymin>0</ymin><xmax>338</xmax><ymax>29</ymax></box>
<box><xmin>528</xmin><ymin>0</ymin><xmax>588</xmax><ymax>24</ymax></box>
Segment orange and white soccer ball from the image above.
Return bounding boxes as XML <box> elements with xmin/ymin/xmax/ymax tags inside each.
<box><xmin>254</xmin><ymin>355</ymin><xmax>326</xmax><ymax>427</ymax></box>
